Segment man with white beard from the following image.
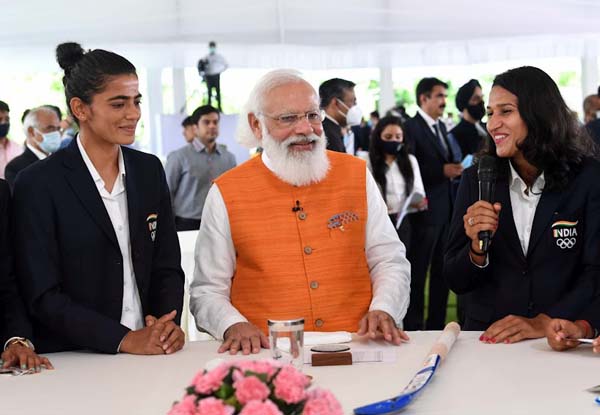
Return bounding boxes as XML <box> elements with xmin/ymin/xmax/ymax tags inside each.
<box><xmin>190</xmin><ymin>69</ymin><xmax>411</xmax><ymax>354</ymax></box>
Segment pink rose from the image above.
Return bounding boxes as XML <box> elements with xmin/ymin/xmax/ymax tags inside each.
<box><xmin>168</xmin><ymin>395</ymin><xmax>197</xmax><ymax>415</ymax></box>
<box><xmin>196</xmin><ymin>397</ymin><xmax>235</xmax><ymax>415</ymax></box>
<box><xmin>192</xmin><ymin>364</ymin><xmax>230</xmax><ymax>395</ymax></box>
<box><xmin>303</xmin><ymin>389</ymin><xmax>343</xmax><ymax>415</ymax></box>
<box><xmin>272</xmin><ymin>365</ymin><xmax>309</xmax><ymax>404</ymax></box>
<box><xmin>239</xmin><ymin>400</ymin><xmax>283</xmax><ymax>415</ymax></box>
<box><xmin>235</xmin><ymin>360</ymin><xmax>279</xmax><ymax>379</ymax></box>
<box><xmin>234</xmin><ymin>375</ymin><xmax>271</xmax><ymax>405</ymax></box>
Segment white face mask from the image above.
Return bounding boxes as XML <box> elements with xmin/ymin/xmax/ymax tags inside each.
<box><xmin>337</xmin><ymin>99</ymin><xmax>363</xmax><ymax>126</ymax></box>
<box><xmin>35</xmin><ymin>129</ymin><xmax>61</xmax><ymax>154</ymax></box>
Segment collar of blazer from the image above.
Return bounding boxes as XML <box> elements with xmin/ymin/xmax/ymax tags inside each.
<box><xmin>61</xmin><ymin>139</ymin><xmax>141</xmax><ymax>251</ymax></box>
<box><xmin>489</xmin><ymin>170</ymin><xmax>564</xmax><ymax>259</ymax></box>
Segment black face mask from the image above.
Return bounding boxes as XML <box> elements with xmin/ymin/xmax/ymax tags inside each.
<box><xmin>0</xmin><ymin>123</ymin><xmax>9</xmax><ymax>138</ymax></box>
<box><xmin>466</xmin><ymin>102</ymin><xmax>486</xmax><ymax>121</ymax></box>
<box><xmin>382</xmin><ymin>141</ymin><xmax>403</xmax><ymax>155</ymax></box>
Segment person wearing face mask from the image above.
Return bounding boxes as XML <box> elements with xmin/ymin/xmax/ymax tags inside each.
<box><xmin>319</xmin><ymin>78</ymin><xmax>362</xmax><ymax>154</ymax></box>
<box><xmin>5</xmin><ymin>106</ymin><xmax>61</xmax><ymax>191</ymax></box>
<box><xmin>450</xmin><ymin>79</ymin><xmax>489</xmax><ymax>158</ymax></box>
<box><xmin>367</xmin><ymin>116</ymin><xmax>426</xmax><ymax>249</ymax></box>
<box><xmin>0</xmin><ymin>101</ymin><xmax>22</xmax><ymax>180</ymax></box>
<box><xmin>198</xmin><ymin>41</ymin><xmax>228</xmax><ymax>112</ymax></box>
<box><xmin>444</xmin><ymin>66</ymin><xmax>600</xmax><ymax>345</ymax></box>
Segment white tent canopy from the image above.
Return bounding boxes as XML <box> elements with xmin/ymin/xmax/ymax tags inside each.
<box><xmin>2</xmin><ymin>0</ymin><xmax>599</xmax><ymax>156</ymax></box>
<box><xmin>2</xmin><ymin>0</ymin><xmax>600</xmax><ymax>70</ymax></box>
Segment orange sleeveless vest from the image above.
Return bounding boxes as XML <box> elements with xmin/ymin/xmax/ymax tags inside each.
<box><xmin>215</xmin><ymin>151</ymin><xmax>372</xmax><ymax>334</ymax></box>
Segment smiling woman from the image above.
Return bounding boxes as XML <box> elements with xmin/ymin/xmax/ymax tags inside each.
<box><xmin>11</xmin><ymin>42</ymin><xmax>185</xmax><ymax>356</ymax></box>
<box><xmin>444</xmin><ymin>66</ymin><xmax>600</xmax><ymax>346</ymax></box>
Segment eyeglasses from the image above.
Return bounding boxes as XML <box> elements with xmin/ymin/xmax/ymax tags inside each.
<box><xmin>260</xmin><ymin>110</ymin><xmax>324</xmax><ymax>127</ymax></box>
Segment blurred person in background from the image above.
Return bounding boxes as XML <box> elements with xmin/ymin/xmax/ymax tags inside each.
<box><xmin>0</xmin><ymin>101</ymin><xmax>22</xmax><ymax>179</ymax></box>
<box><xmin>368</xmin><ymin>115</ymin><xmax>426</xmax><ymax>250</ymax></box>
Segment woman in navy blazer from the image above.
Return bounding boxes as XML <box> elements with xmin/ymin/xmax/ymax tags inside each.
<box><xmin>444</xmin><ymin>66</ymin><xmax>600</xmax><ymax>344</ymax></box>
<box><xmin>12</xmin><ymin>43</ymin><xmax>184</xmax><ymax>354</ymax></box>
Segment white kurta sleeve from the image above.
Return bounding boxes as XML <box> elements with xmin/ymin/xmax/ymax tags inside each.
<box><xmin>189</xmin><ymin>184</ymin><xmax>247</xmax><ymax>340</ymax></box>
<box><xmin>364</xmin><ymin>167</ymin><xmax>411</xmax><ymax>327</ymax></box>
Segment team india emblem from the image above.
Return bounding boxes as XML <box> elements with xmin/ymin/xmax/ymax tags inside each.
<box><xmin>146</xmin><ymin>213</ymin><xmax>158</xmax><ymax>242</ymax></box>
<box><xmin>551</xmin><ymin>220</ymin><xmax>578</xmax><ymax>249</ymax></box>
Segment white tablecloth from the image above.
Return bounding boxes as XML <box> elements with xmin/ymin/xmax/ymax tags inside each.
<box><xmin>2</xmin><ymin>332</ymin><xmax>599</xmax><ymax>414</ymax></box>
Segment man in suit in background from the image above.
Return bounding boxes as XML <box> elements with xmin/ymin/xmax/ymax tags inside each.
<box><xmin>404</xmin><ymin>77</ymin><xmax>463</xmax><ymax>330</ymax></box>
<box><xmin>5</xmin><ymin>106</ymin><xmax>61</xmax><ymax>190</ymax></box>
<box><xmin>319</xmin><ymin>78</ymin><xmax>358</xmax><ymax>153</ymax></box>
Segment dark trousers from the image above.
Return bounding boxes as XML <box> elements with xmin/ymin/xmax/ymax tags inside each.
<box><xmin>175</xmin><ymin>216</ymin><xmax>201</xmax><ymax>231</ymax></box>
<box><xmin>389</xmin><ymin>214</ymin><xmax>412</xmax><ymax>253</ymax></box>
<box><xmin>404</xmin><ymin>220</ymin><xmax>449</xmax><ymax>330</ymax></box>
<box><xmin>205</xmin><ymin>74</ymin><xmax>221</xmax><ymax>111</ymax></box>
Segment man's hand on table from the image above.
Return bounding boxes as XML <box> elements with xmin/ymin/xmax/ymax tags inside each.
<box><xmin>480</xmin><ymin>313</ymin><xmax>550</xmax><ymax>344</ymax></box>
<box><xmin>121</xmin><ymin>310</ymin><xmax>185</xmax><ymax>355</ymax></box>
<box><xmin>219</xmin><ymin>322</ymin><xmax>269</xmax><ymax>355</ymax></box>
<box><xmin>357</xmin><ymin>310</ymin><xmax>409</xmax><ymax>345</ymax></box>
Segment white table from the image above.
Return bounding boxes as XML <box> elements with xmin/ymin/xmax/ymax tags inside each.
<box><xmin>2</xmin><ymin>332</ymin><xmax>599</xmax><ymax>414</ymax></box>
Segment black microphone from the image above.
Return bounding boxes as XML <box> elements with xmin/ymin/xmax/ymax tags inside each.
<box><xmin>292</xmin><ymin>200</ymin><xmax>303</xmax><ymax>212</ymax></box>
<box><xmin>477</xmin><ymin>155</ymin><xmax>497</xmax><ymax>253</ymax></box>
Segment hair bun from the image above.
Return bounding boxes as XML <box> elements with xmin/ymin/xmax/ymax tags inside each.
<box><xmin>56</xmin><ymin>42</ymin><xmax>85</xmax><ymax>76</ymax></box>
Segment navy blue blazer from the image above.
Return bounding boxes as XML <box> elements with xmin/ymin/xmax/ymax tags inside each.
<box><xmin>5</xmin><ymin>147</ymin><xmax>39</xmax><ymax>191</ymax></box>
<box><xmin>12</xmin><ymin>140</ymin><xmax>184</xmax><ymax>353</ymax></box>
<box><xmin>444</xmin><ymin>158</ymin><xmax>600</xmax><ymax>331</ymax></box>
<box><xmin>405</xmin><ymin>113</ymin><xmax>460</xmax><ymax>225</ymax></box>
<box><xmin>0</xmin><ymin>180</ymin><xmax>32</xmax><ymax>345</ymax></box>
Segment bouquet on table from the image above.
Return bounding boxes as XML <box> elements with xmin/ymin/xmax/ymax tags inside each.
<box><xmin>168</xmin><ymin>359</ymin><xmax>342</xmax><ymax>415</ymax></box>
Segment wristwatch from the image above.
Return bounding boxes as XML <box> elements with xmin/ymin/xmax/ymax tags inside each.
<box><xmin>4</xmin><ymin>337</ymin><xmax>35</xmax><ymax>351</ymax></box>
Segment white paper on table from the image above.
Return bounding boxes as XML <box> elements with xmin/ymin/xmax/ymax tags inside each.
<box><xmin>304</xmin><ymin>344</ymin><xmax>396</xmax><ymax>364</ymax></box>
<box><xmin>276</xmin><ymin>331</ymin><xmax>352</xmax><ymax>352</ymax></box>
<box><xmin>396</xmin><ymin>191</ymin><xmax>426</xmax><ymax>229</ymax></box>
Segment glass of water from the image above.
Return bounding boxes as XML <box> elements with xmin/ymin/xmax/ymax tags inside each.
<box><xmin>268</xmin><ymin>318</ymin><xmax>304</xmax><ymax>370</ymax></box>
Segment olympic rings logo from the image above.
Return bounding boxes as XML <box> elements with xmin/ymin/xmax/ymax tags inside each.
<box><xmin>556</xmin><ymin>238</ymin><xmax>576</xmax><ymax>249</ymax></box>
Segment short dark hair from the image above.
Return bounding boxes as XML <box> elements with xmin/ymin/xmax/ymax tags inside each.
<box><xmin>209</xmin><ymin>41</ymin><xmax>216</xmax><ymax>48</ymax></box>
<box><xmin>56</xmin><ymin>42</ymin><xmax>137</xmax><ymax>124</ymax></box>
<box><xmin>181</xmin><ymin>116</ymin><xmax>196</xmax><ymax>127</ymax></box>
<box><xmin>21</xmin><ymin>109</ymin><xmax>30</xmax><ymax>123</ymax></box>
<box><xmin>191</xmin><ymin>105</ymin><xmax>219</xmax><ymax>124</ymax></box>
<box><xmin>319</xmin><ymin>78</ymin><xmax>356</xmax><ymax>109</ymax></box>
<box><xmin>370</xmin><ymin>110</ymin><xmax>380</xmax><ymax>119</ymax></box>
<box><xmin>483</xmin><ymin>66</ymin><xmax>597</xmax><ymax>191</ymax></box>
<box><xmin>0</xmin><ymin>100</ymin><xmax>9</xmax><ymax>113</ymax></box>
<box><xmin>415</xmin><ymin>77</ymin><xmax>448</xmax><ymax>107</ymax></box>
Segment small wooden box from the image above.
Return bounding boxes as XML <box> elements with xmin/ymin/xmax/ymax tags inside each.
<box><xmin>311</xmin><ymin>352</ymin><xmax>353</xmax><ymax>366</ymax></box>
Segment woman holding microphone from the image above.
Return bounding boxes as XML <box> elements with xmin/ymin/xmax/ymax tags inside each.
<box><xmin>444</xmin><ymin>66</ymin><xmax>600</xmax><ymax>344</ymax></box>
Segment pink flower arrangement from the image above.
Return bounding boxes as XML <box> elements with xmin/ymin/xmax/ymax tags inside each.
<box><xmin>168</xmin><ymin>360</ymin><xmax>342</xmax><ymax>415</ymax></box>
